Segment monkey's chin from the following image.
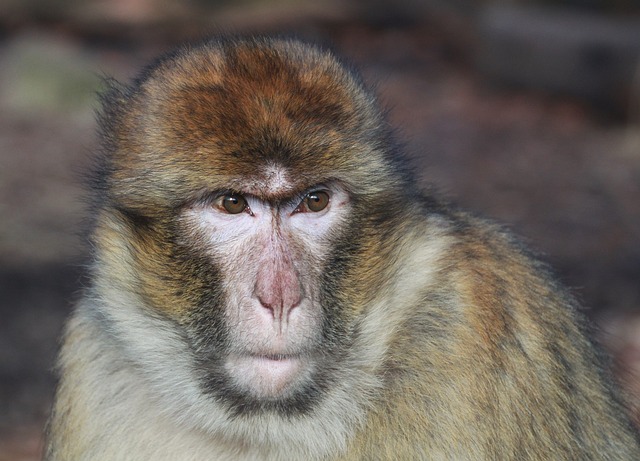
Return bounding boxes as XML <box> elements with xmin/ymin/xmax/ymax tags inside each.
<box><xmin>226</xmin><ymin>354</ymin><xmax>311</xmax><ymax>399</ymax></box>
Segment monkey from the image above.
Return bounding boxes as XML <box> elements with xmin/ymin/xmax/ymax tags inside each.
<box><xmin>45</xmin><ymin>37</ymin><xmax>640</xmax><ymax>460</ymax></box>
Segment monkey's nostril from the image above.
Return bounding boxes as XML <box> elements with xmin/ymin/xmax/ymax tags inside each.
<box><xmin>256</xmin><ymin>293</ymin><xmax>300</xmax><ymax>320</ymax></box>
<box><xmin>258</xmin><ymin>296</ymin><xmax>276</xmax><ymax>317</ymax></box>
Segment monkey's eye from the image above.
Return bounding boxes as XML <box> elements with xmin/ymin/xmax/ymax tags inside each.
<box><xmin>300</xmin><ymin>191</ymin><xmax>330</xmax><ymax>213</ymax></box>
<box><xmin>220</xmin><ymin>194</ymin><xmax>248</xmax><ymax>214</ymax></box>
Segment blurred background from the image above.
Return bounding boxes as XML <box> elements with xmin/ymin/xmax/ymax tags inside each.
<box><xmin>1</xmin><ymin>0</ymin><xmax>639</xmax><ymax>458</ymax></box>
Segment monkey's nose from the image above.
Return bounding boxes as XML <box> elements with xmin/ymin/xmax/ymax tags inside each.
<box><xmin>257</xmin><ymin>294</ymin><xmax>301</xmax><ymax>322</ymax></box>
<box><xmin>255</xmin><ymin>262</ymin><xmax>302</xmax><ymax>322</ymax></box>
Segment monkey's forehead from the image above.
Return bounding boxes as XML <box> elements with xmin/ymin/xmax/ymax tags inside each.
<box><xmin>100</xmin><ymin>38</ymin><xmax>399</xmax><ymax>207</ymax></box>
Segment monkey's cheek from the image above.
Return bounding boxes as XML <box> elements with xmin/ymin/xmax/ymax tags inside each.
<box><xmin>226</xmin><ymin>355</ymin><xmax>312</xmax><ymax>398</ymax></box>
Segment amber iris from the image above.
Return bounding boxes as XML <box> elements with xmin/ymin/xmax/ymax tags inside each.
<box><xmin>222</xmin><ymin>194</ymin><xmax>247</xmax><ymax>214</ymax></box>
<box><xmin>305</xmin><ymin>191</ymin><xmax>330</xmax><ymax>212</ymax></box>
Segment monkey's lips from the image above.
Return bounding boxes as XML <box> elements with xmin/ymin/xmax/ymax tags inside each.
<box><xmin>226</xmin><ymin>353</ymin><xmax>310</xmax><ymax>398</ymax></box>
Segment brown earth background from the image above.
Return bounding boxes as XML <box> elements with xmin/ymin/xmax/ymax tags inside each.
<box><xmin>1</xmin><ymin>1</ymin><xmax>639</xmax><ymax>459</ymax></box>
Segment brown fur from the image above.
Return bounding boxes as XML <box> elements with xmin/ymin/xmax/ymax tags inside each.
<box><xmin>46</xmin><ymin>37</ymin><xmax>640</xmax><ymax>460</ymax></box>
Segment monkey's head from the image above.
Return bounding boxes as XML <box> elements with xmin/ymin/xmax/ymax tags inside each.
<box><xmin>92</xmin><ymin>38</ymin><xmax>417</xmax><ymax>419</ymax></box>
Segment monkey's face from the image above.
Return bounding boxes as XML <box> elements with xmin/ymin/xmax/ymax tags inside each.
<box><xmin>177</xmin><ymin>179</ymin><xmax>356</xmax><ymax>414</ymax></box>
<box><xmin>96</xmin><ymin>39</ymin><xmax>408</xmax><ymax>417</ymax></box>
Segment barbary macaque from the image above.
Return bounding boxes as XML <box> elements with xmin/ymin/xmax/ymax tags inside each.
<box><xmin>45</xmin><ymin>37</ymin><xmax>640</xmax><ymax>460</ymax></box>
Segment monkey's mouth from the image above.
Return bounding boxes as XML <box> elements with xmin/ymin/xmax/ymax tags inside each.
<box><xmin>243</xmin><ymin>353</ymin><xmax>303</xmax><ymax>376</ymax></box>
<box><xmin>226</xmin><ymin>352</ymin><xmax>312</xmax><ymax>398</ymax></box>
<box><xmin>251</xmin><ymin>353</ymin><xmax>299</xmax><ymax>361</ymax></box>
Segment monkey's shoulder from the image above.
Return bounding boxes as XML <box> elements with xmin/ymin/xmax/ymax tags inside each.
<box><xmin>392</xmin><ymin>204</ymin><xmax>590</xmax><ymax>375</ymax></box>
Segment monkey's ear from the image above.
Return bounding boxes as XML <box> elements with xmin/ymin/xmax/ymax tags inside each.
<box><xmin>96</xmin><ymin>77</ymin><xmax>129</xmax><ymax>142</ymax></box>
<box><xmin>88</xmin><ymin>77</ymin><xmax>130</xmax><ymax>210</ymax></box>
